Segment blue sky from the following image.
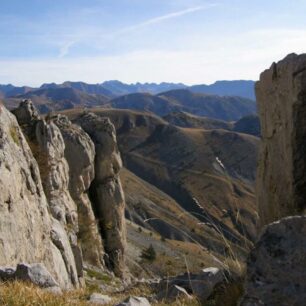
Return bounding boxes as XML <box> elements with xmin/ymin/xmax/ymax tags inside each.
<box><xmin>1</xmin><ymin>0</ymin><xmax>306</xmax><ymax>86</ymax></box>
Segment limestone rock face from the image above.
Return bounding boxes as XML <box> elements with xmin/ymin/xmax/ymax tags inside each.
<box><xmin>256</xmin><ymin>53</ymin><xmax>306</xmax><ymax>227</ymax></box>
<box><xmin>0</xmin><ymin>103</ymin><xmax>74</xmax><ymax>289</ymax></box>
<box><xmin>75</xmin><ymin>112</ymin><xmax>126</xmax><ymax>277</ymax></box>
<box><xmin>53</xmin><ymin>114</ymin><xmax>104</xmax><ymax>267</ymax></box>
<box><xmin>241</xmin><ymin>216</ymin><xmax>306</xmax><ymax>306</ymax></box>
<box><xmin>12</xmin><ymin>101</ymin><xmax>80</xmax><ymax>287</ymax></box>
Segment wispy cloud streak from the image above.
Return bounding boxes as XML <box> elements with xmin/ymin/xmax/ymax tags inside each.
<box><xmin>58</xmin><ymin>41</ymin><xmax>76</xmax><ymax>58</ymax></box>
<box><xmin>114</xmin><ymin>3</ymin><xmax>219</xmax><ymax>36</ymax></box>
<box><xmin>57</xmin><ymin>3</ymin><xmax>219</xmax><ymax>56</ymax></box>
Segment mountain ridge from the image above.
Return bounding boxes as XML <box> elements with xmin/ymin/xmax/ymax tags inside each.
<box><xmin>0</xmin><ymin>79</ymin><xmax>255</xmax><ymax>100</ymax></box>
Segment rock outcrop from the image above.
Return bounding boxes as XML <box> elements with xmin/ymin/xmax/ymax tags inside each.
<box><xmin>243</xmin><ymin>53</ymin><xmax>306</xmax><ymax>305</ymax></box>
<box><xmin>241</xmin><ymin>216</ymin><xmax>306</xmax><ymax>306</ymax></box>
<box><xmin>12</xmin><ymin>101</ymin><xmax>81</xmax><ymax>287</ymax></box>
<box><xmin>0</xmin><ymin>103</ymin><xmax>76</xmax><ymax>289</ymax></box>
<box><xmin>53</xmin><ymin>115</ymin><xmax>104</xmax><ymax>268</ymax></box>
<box><xmin>4</xmin><ymin>100</ymin><xmax>127</xmax><ymax>287</ymax></box>
<box><xmin>256</xmin><ymin>53</ymin><xmax>306</xmax><ymax>227</ymax></box>
<box><xmin>75</xmin><ymin>112</ymin><xmax>126</xmax><ymax>278</ymax></box>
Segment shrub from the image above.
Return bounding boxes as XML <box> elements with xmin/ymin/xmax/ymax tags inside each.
<box><xmin>141</xmin><ymin>244</ymin><xmax>156</xmax><ymax>262</ymax></box>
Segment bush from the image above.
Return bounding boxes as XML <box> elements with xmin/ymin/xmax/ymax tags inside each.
<box><xmin>141</xmin><ymin>244</ymin><xmax>156</xmax><ymax>262</ymax></box>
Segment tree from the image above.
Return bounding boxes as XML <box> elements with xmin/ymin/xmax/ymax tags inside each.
<box><xmin>141</xmin><ymin>244</ymin><xmax>156</xmax><ymax>262</ymax></box>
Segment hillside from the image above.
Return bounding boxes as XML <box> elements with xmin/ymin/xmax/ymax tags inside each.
<box><xmin>163</xmin><ymin>111</ymin><xmax>233</xmax><ymax>130</ymax></box>
<box><xmin>158</xmin><ymin>89</ymin><xmax>256</xmax><ymax>121</ymax></box>
<box><xmin>108</xmin><ymin>89</ymin><xmax>256</xmax><ymax>121</ymax></box>
<box><xmin>163</xmin><ymin>112</ymin><xmax>260</xmax><ymax>137</ymax></box>
<box><xmin>233</xmin><ymin>114</ymin><xmax>260</xmax><ymax>137</ymax></box>
<box><xmin>64</xmin><ymin>108</ymin><xmax>259</xmax><ymax>273</ymax></box>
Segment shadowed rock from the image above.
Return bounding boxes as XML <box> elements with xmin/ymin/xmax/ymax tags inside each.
<box><xmin>256</xmin><ymin>53</ymin><xmax>306</xmax><ymax>227</ymax></box>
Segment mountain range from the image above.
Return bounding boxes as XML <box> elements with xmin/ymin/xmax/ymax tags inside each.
<box><xmin>2</xmin><ymin>81</ymin><xmax>256</xmax><ymax>122</ymax></box>
<box><xmin>0</xmin><ymin>79</ymin><xmax>255</xmax><ymax>100</ymax></box>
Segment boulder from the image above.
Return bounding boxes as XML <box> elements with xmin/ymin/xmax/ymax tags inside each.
<box><xmin>158</xmin><ymin>267</ymin><xmax>225</xmax><ymax>302</ymax></box>
<box><xmin>156</xmin><ymin>284</ymin><xmax>192</xmax><ymax>301</ymax></box>
<box><xmin>115</xmin><ymin>296</ymin><xmax>151</xmax><ymax>306</ymax></box>
<box><xmin>256</xmin><ymin>53</ymin><xmax>306</xmax><ymax>227</ymax></box>
<box><xmin>0</xmin><ymin>263</ymin><xmax>60</xmax><ymax>289</ymax></box>
<box><xmin>89</xmin><ymin>293</ymin><xmax>112</xmax><ymax>305</ymax></box>
<box><xmin>14</xmin><ymin>263</ymin><xmax>59</xmax><ymax>288</ymax></box>
<box><xmin>241</xmin><ymin>216</ymin><xmax>306</xmax><ymax>306</ymax></box>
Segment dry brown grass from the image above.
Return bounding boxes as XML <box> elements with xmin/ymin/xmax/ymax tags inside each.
<box><xmin>0</xmin><ymin>281</ymin><xmax>89</xmax><ymax>306</ymax></box>
<box><xmin>0</xmin><ymin>281</ymin><xmax>203</xmax><ymax>306</ymax></box>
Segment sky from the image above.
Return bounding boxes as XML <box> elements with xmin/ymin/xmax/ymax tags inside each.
<box><xmin>1</xmin><ymin>0</ymin><xmax>306</xmax><ymax>86</ymax></box>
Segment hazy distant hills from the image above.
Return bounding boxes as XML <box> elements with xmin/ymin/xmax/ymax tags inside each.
<box><xmin>101</xmin><ymin>80</ymin><xmax>188</xmax><ymax>96</ymax></box>
<box><xmin>1</xmin><ymin>79</ymin><xmax>256</xmax><ymax>123</ymax></box>
<box><xmin>190</xmin><ymin>80</ymin><xmax>256</xmax><ymax>100</ymax></box>
<box><xmin>0</xmin><ymin>79</ymin><xmax>255</xmax><ymax>99</ymax></box>
<box><xmin>4</xmin><ymin>87</ymin><xmax>108</xmax><ymax>113</ymax></box>
<box><xmin>109</xmin><ymin>89</ymin><xmax>256</xmax><ymax>121</ymax></box>
<box><xmin>40</xmin><ymin>81</ymin><xmax>114</xmax><ymax>98</ymax></box>
<box><xmin>0</xmin><ymin>84</ymin><xmax>34</xmax><ymax>98</ymax></box>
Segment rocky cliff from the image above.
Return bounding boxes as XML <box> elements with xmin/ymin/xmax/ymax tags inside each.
<box><xmin>256</xmin><ymin>53</ymin><xmax>306</xmax><ymax>227</ymax></box>
<box><xmin>242</xmin><ymin>53</ymin><xmax>306</xmax><ymax>305</ymax></box>
<box><xmin>0</xmin><ymin>100</ymin><xmax>127</xmax><ymax>289</ymax></box>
